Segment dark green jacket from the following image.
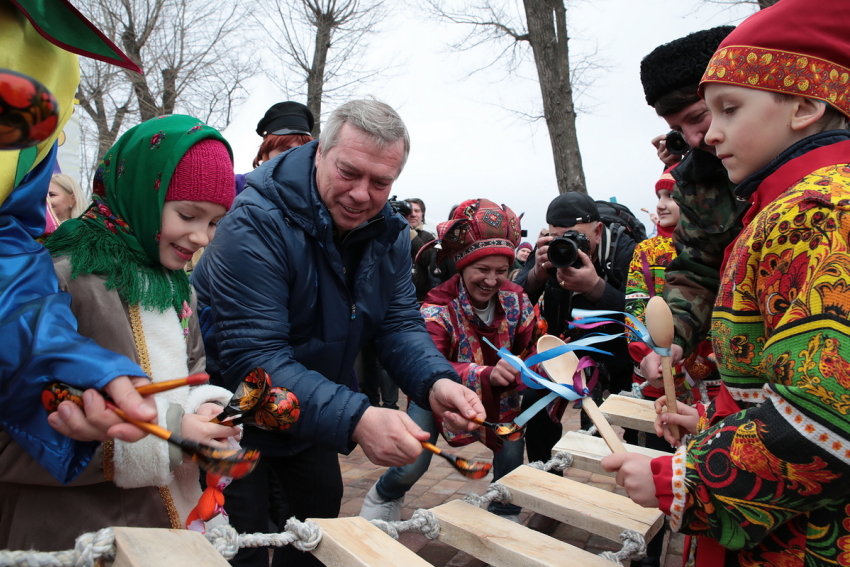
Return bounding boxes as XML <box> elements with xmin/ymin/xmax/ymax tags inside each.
<box><xmin>663</xmin><ymin>149</ymin><xmax>749</xmax><ymax>355</ymax></box>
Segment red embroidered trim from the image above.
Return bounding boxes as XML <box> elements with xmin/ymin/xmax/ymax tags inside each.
<box><xmin>702</xmin><ymin>46</ymin><xmax>850</xmax><ymax>118</ymax></box>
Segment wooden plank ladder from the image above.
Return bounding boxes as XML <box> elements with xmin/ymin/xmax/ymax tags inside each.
<box><xmin>598</xmin><ymin>394</ymin><xmax>658</xmax><ymax>433</ymax></box>
<box><xmin>496</xmin><ymin>464</ymin><xmax>663</xmax><ymax>544</ymax></box>
<box><xmin>428</xmin><ymin>500</ymin><xmax>613</xmax><ymax>567</ymax></box>
<box><xmin>304</xmin><ymin>464</ymin><xmax>663</xmax><ymax>566</ymax></box>
<box><xmin>310</xmin><ymin>516</ymin><xmax>433</xmax><ymax>567</ymax></box>
<box><xmin>553</xmin><ymin>431</ymin><xmax>668</xmax><ymax>477</ymax></box>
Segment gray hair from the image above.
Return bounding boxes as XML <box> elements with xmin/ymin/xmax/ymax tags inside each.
<box><xmin>320</xmin><ymin>99</ymin><xmax>410</xmax><ymax>176</ymax></box>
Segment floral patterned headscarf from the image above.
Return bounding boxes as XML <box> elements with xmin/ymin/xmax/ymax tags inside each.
<box><xmin>45</xmin><ymin>115</ymin><xmax>232</xmax><ymax>314</ymax></box>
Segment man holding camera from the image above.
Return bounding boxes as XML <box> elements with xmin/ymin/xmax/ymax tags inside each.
<box><xmin>639</xmin><ymin>27</ymin><xmax>749</xmax><ymax>382</ymax></box>
<box><xmin>515</xmin><ymin>192</ymin><xmax>635</xmax><ymax>534</ymax></box>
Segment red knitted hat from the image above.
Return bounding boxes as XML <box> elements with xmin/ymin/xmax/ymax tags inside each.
<box><xmin>699</xmin><ymin>0</ymin><xmax>850</xmax><ymax>118</ymax></box>
<box><xmin>166</xmin><ymin>139</ymin><xmax>235</xmax><ymax>210</ymax></box>
<box><xmin>655</xmin><ymin>165</ymin><xmax>677</xmax><ymax>196</ymax></box>
<box><xmin>417</xmin><ymin>199</ymin><xmax>521</xmax><ymax>269</ymax></box>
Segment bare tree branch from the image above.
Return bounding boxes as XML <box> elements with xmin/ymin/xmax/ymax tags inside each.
<box><xmin>424</xmin><ymin>0</ymin><xmax>598</xmax><ymax>194</ymax></box>
<box><xmin>256</xmin><ymin>0</ymin><xmax>394</xmax><ymax>137</ymax></box>
<box><xmin>75</xmin><ymin>0</ymin><xmax>255</xmax><ymax>177</ymax></box>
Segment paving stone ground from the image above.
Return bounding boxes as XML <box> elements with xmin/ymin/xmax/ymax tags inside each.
<box><xmin>338</xmin><ymin>395</ymin><xmax>684</xmax><ymax>567</ymax></box>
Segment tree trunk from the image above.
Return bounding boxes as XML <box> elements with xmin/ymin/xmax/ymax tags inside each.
<box><xmin>121</xmin><ymin>28</ymin><xmax>160</xmax><ymax>121</ymax></box>
<box><xmin>161</xmin><ymin>68</ymin><xmax>178</xmax><ymax>115</ymax></box>
<box><xmin>523</xmin><ymin>0</ymin><xmax>586</xmax><ymax>194</ymax></box>
<box><xmin>757</xmin><ymin>0</ymin><xmax>779</xmax><ymax>8</ymax></box>
<box><xmin>307</xmin><ymin>15</ymin><xmax>333</xmax><ymax>138</ymax></box>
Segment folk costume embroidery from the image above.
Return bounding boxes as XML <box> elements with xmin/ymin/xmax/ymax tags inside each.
<box><xmin>672</xmin><ymin>163</ymin><xmax>850</xmax><ymax>564</ymax></box>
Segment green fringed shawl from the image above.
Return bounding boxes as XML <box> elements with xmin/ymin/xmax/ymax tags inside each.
<box><xmin>45</xmin><ymin>115</ymin><xmax>231</xmax><ymax>313</ymax></box>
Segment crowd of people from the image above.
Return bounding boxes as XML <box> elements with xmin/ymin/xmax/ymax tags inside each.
<box><xmin>2</xmin><ymin>0</ymin><xmax>850</xmax><ymax>566</ymax></box>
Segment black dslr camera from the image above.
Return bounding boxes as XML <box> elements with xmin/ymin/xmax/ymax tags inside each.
<box><xmin>665</xmin><ymin>130</ymin><xmax>690</xmax><ymax>156</ymax></box>
<box><xmin>388</xmin><ymin>195</ymin><xmax>412</xmax><ymax>217</ymax></box>
<box><xmin>548</xmin><ymin>230</ymin><xmax>591</xmax><ymax>269</ymax></box>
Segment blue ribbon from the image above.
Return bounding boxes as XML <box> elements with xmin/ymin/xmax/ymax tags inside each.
<box><xmin>482</xmin><ymin>335</ymin><xmax>617</xmax><ymax>427</ymax></box>
<box><xmin>570</xmin><ymin>308</ymin><xmax>671</xmax><ymax>357</ymax></box>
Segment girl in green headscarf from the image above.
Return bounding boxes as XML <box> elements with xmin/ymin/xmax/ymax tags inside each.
<box><xmin>0</xmin><ymin>115</ymin><xmax>242</xmax><ymax>550</ymax></box>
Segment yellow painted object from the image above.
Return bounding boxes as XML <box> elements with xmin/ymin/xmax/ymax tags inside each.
<box><xmin>0</xmin><ymin>0</ymin><xmax>79</xmax><ymax>203</ymax></box>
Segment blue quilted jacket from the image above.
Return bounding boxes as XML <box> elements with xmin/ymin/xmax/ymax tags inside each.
<box><xmin>192</xmin><ymin>141</ymin><xmax>459</xmax><ymax>456</ymax></box>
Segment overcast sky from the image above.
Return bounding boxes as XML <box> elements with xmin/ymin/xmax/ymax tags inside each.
<box><xmin>223</xmin><ymin>0</ymin><xmax>755</xmax><ymax>242</ymax></box>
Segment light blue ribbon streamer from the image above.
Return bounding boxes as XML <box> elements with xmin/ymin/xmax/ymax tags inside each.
<box><xmin>570</xmin><ymin>308</ymin><xmax>671</xmax><ymax>356</ymax></box>
<box><xmin>481</xmin><ymin>335</ymin><xmax>618</xmax><ymax>427</ymax></box>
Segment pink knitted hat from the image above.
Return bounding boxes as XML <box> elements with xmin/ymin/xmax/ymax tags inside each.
<box><xmin>166</xmin><ymin>139</ymin><xmax>235</xmax><ymax>210</ymax></box>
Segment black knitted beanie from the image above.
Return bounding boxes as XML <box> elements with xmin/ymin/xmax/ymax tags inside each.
<box><xmin>640</xmin><ymin>26</ymin><xmax>735</xmax><ymax>106</ymax></box>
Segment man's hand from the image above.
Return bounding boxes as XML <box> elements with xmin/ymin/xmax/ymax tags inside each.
<box><xmin>601</xmin><ymin>453</ymin><xmax>659</xmax><ymax>508</ymax></box>
<box><xmin>429</xmin><ymin>378</ymin><xmax>485</xmax><ymax>433</ymax></box>
<box><xmin>524</xmin><ymin>233</ymin><xmax>554</xmax><ymax>293</ymax></box>
<box><xmin>639</xmin><ymin>344</ymin><xmax>684</xmax><ymax>384</ymax></box>
<box><xmin>654</xmin><ymin>398</ymin><xmax>700</xmax><ymax>446</ymax></box>
<box><xmin>352</xmin><ymin>407</ymin><xmax>430</xmax><ymax>466</ymax></box>
<box><xmin>651</xmin><ymin>134</ymin><xmax>682</xmax><ymax>168</ymax></box>
<box><xmin>46</xmin><ymin>375</ymin><xmax>157</xmax><ymax>442</ymax></box>
<box><xmin>490</xmin><ymin>359</ymin><xmax>520</xmax><ymax>387</ymax></box>
<box><xmin>555</xmin><ymin>251</ymin><xmax>599</xmax><ymax>294</ymax></box>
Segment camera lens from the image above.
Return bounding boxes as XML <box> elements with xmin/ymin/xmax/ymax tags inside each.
<box><xmin>548</xmin><ymin>237</ymin><xmax>579</xmax><ymax>269</ymax></box>
<box><xmin>665</xmin><ymin>130</ymin><xmax>690</xmax><ymax>156</ymax></box>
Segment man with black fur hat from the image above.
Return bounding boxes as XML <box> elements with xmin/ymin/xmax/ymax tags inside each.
<box><xmin>514</xmin><ymin>191</ymin><xmax>635</xmax><ymax>534</ymax></box>
<box><xmin>638</xmin><ymin>27</ymin><xmax>748</xmax><ymax>387</ymax></box>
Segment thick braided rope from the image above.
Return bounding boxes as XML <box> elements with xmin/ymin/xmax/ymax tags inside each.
<box><xmin>0</xmin><ymin>528</ymin><xmax>116</xmax><ymax>567</ymax></box>
<box><xmin>598</xmin><ymin>529</ymin><xmax>647</xmax><ymax>563</ymax></box>
<box><xmin>527</xmin><ymin>451</ymin><xmax>573</xmax><ymax>473</ymax></box>
<box><xmin>462</xmin><ymin>483</ymin><xmax>512</xmax><ymax>509</ymax></box>
<box><xmin>370</xmin><ymin>509</ymin><xmax>440</xmax><ymax>540</ymax></box>
<box><xmin>576</xmin><ymin>424</ymin><xmax>599</xmax><ymax>436</ymax></box>
<box><xmin>206</xmin><ymin>519</ymin><xmax>322</xmax><ymax>559</ymax></box>
<box><xmin>697</xmin><ymin>381</ymin><xmax>709</xmax><ymax>404</ymax></box>
<box><xmin>0</xmin><ymin>519</ymin><xmax>322</xmax><ymax>567</ymax></box>
<box><xmin>617</xmin><ymin>382</ymin><xmax>647</xmax><ymax>399</ymax></box>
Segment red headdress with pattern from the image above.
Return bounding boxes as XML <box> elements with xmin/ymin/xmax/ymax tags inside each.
<box><xmin>699</xmin><ymin>0</ymin><xmax>850</xmax><ymax>118</ymax></box>
<box><xmin>417</xmin><ymin>199</ymin><xmax>522</xmax><ymax>269</ymax></box>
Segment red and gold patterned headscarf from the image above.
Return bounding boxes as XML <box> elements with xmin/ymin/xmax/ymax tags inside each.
<box><xmin>699</xmin><ymin>0</ymin><xmax>850</xmax><ymax>119</ymax></box>
<box><xmin>418</xmin><ymin>198</ymin><xmax>522</xmax><ymax>269</ymax></box>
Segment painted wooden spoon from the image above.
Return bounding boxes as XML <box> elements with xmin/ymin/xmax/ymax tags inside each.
<box><xmin>537</xmin><ymin>335</ymin><xmax>626</xmax><ymax>454</ymax></box>
<box><xmin>645</xmin><ymin>296</ymin><xmax>680</xmax><ymax>439</ymax></box>
<box><xmin>421</xmin><ymin>442</ymin><xmax>492</xmax><ymax>479</ymax></box>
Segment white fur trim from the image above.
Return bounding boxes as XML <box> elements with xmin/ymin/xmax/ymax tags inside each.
<box><xmin>112</xmin><ymin>396</ymin><xmax>175</xmax><ymax>488</ymax></box>
<box><xmin>112</xmin><ymin>305</ymin><xmax>237</xmax><ymax>525</ymax></box>
<box><xmin>184</xmin><ymin>385</ymin><xmax>234</xmax><ymax>414</ymax></box>
<box><xmin>170</xmin><ymin>461</ymin><xmax>203</xmax><ymax>525</ymax></box>
<box><xmin>113</xmin><ymin>305</ymin><xmax>189</xmax><ymax>492</ymax></box>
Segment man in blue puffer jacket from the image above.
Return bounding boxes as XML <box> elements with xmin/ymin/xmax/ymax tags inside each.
<box><xmin>192</xmin><ymin>99</ymin><xmax>484</xmax><ymax>567</ymax></box>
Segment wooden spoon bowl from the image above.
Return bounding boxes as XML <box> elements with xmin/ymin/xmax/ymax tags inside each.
<box><xmin>536</xmin><ymin>335</ymin><xmax>626</xmax><ymax>454</ymax></box>
<box><xmin>645</xmin><ymin>296</ymin><xmax>680</xmax><ymax>439</ymax></box>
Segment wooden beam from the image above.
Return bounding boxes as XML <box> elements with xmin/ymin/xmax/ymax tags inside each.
<box><xmin>553</xmin><ymin>431</ymin><xmax>669</xmax><ymax>477</ymax></box>
<box><xmin>109</xmin><ymin>528</ymin><xmax>230</xmax><ymax>567</ymax></box>
<box><xmin>599</xmin><ymin>394</ymin><xmax>657</xmax><ymax>433</ymax></box>
<box><xmin>309</xmin><ymin>516</ymin><xmax>432</xmax><ymax>567</ymax></box>
<box><xmin>497</xmin><ymin>465</ymin><xmax>664</xmax><ymax>543</ymax></box>
<box><xmin>430</xmin><ymin>500</ymin><xmax>613</xmax><ymax>567</ymax></box>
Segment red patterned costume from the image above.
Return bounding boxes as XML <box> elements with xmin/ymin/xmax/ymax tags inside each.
<box><xmin>649</xmin><ymin>3</ymin><xmax>850</xmax><ymax>564</ymax></box>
